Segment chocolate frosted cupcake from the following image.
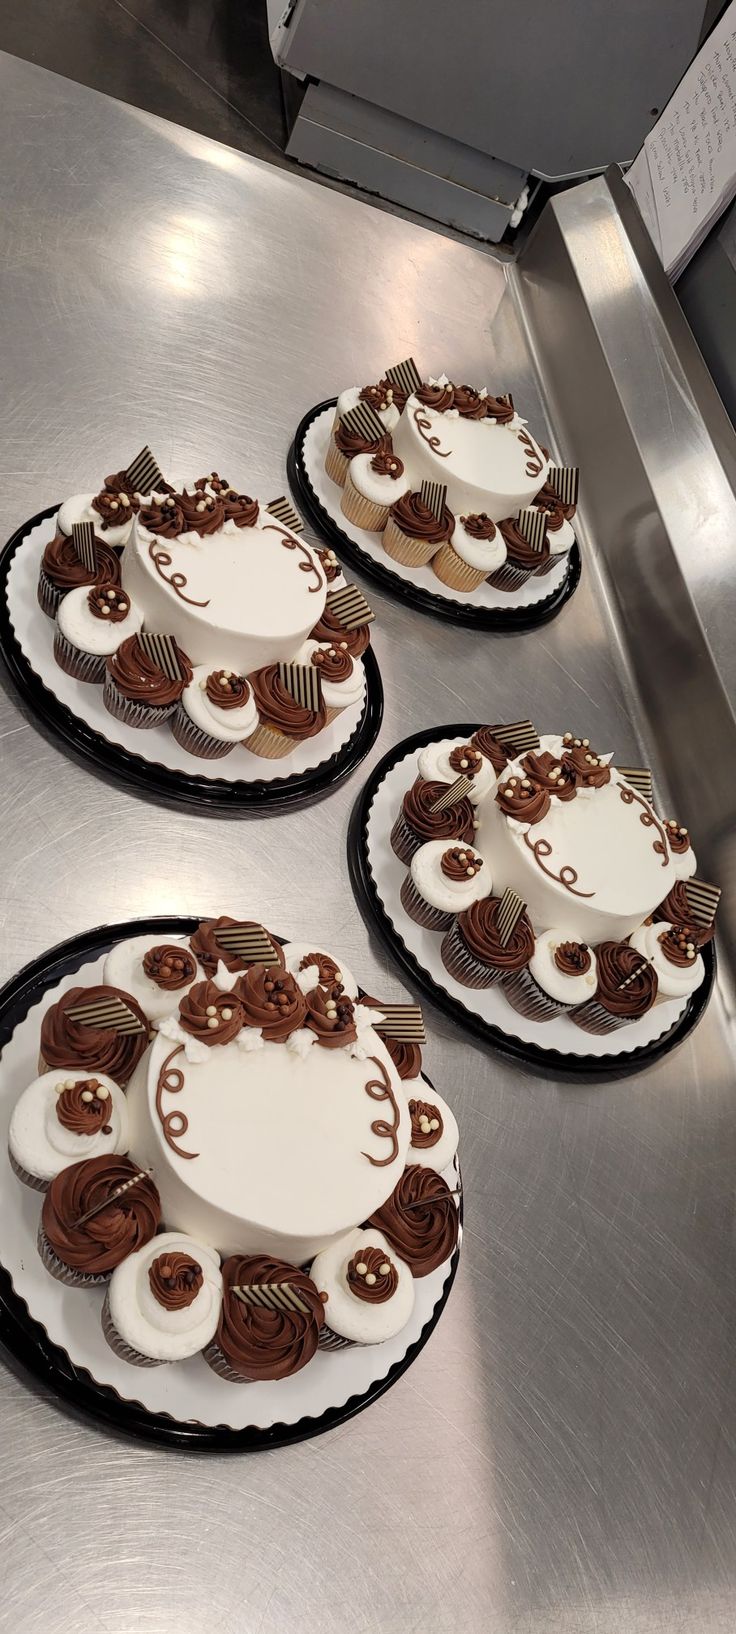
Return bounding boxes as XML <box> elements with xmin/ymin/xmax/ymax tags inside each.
<box><xmin>102</xmin><ymin>1233</ymin><xmax>222</xmax><ymax>1366</ymax></box>
<box><xmin>54</xmin><ymin>583</ymin><xmax>142</xmax><ymax>683</ymax></box>
<box><xmin>653</xmin><ymin>881</ymin><xmax>715</xmax><ymax>943</ymax></box>
<box><xmin>368</xmin><ymin>1165</ymin><xmax>459</xmax><ymax>1276</ymax></box>
<box><xmin>503</xmin><ymin>931</ymin><xmax>598</xmax><ymax>1021</ymax></box>
<box><xmin>104</xmin><ymin>634</ymin><xmax>192</xmax><ymax>730</ymax></box>
<box><xmin>441</xmin><ymin>895</ymin><xmax>535</xmax><ymax>989</ymax></box>
<box><xmin>309</xmin><ymin>604</ymin><xmax>371</xmax><ymax>658</ymax></box>
<box><xmin>325</xmin><ymin>419</ymin><xmax>388</xmax><ymax>488</ymax></box>
<box><xmin>341</xmin><ymin>447</ymin><xmax>410</xmax><ymax>532</ymax></box>
<box><xmin>244</xmin><ymin>664</ymin><xmax>327</xmax><ymax>759</ymax></box>
<box><xmin>39</xmin><ymin>983</ymin><xmax>150</xmax><ymax>1085</ymax></box>
<box><xmin>357</xmin><ymin>999</ymin><xmax>423</xmax><ymax>1083</ymax></box>
<box><xmin>383</xmin><ymin>490</ymin><xmax>454</xmax><ymax>569</ymax></box>
<box><xmin>390</xmin><ymin>777</ymin><xmax>476</xmax><ymax>864</ymax></box>
<box><xmin>417</xmin><ymin>738</ymin><xmax>496</xmax><ymax>804</ymax></box>
<box><xmin>629</xmin><ymin>922</ymin><xmax>705</xmax><ymax>1004</ymax></box>
<box><xmin>486</xmin><ymin>517</ymin><xmax>552</xmax><ymax>591</ymax></box>
<box><xmin>311</xmin><ymin>1228</ymin><xmax>415</xmax><ymax>1350</ymax></box>
<box><xmin>38</xmin><ymin>530</ymin><xmax>121</xmax><ymax>618</ymax></box>
<box><xmin>432</xmin><ymin>513</ymin><xmax>506</xmax><ymax>592</ymax></box>
<box><xmin>8</xmin><ymin>1070</ymin><xmax>128</xmax><ymax>1191</ymax></box>
<box><xmin>571</xmin><ymin>942</ymin><xmax>658</xmax><ymax>1034</ymax></box>
<box><xmin>204</xmin><ymin>1253</ymin><xmax>325</xmax><ymax>1381</ymax></box>
<box><xmin>400</xmin><ymin>840</ymin><xmax>491</xmax><ymax>932</ymax></box>
<box><xmin>39</xmin><ymin>1154</ymin><xmax>160</xmax><ymax>1287</ymax></box>
<box><xmin>172</xmin><ymin>665</ymin><xmax>258</xmax><ymax>759</ymax></box>
<box><xmin>103</xmin><ymin>933</ymin><xmax>202</xmax><ymax>1023</ymax></box>
<box><xmin>189</xmin><ymin>916</ymin><xmax>285</xmax><ymax>982</ymax></box>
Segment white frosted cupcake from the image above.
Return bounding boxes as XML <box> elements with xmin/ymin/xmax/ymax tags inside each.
<box><xmin>9</xmin><ymin>1071</ymin><xmax>128</xmax><ymax>1191</ymax></box>
<box><xmin>629</xmin><ymin>921</ymin><xmax>705</xmax><ymax>1002</ymax></box>
<box><xmin>54</xmin><ymin>583</ymin><xmax>143</xmax><ymax>683</ymax></box>
<box><xmin>103</xmin><ymin>934</ymin><xmax>204</xmax><ymax>1024</ymax></box>
<box><xmin>171</xmin><ymin>665</ymin><xmax>258</xmax><ymax>759</ymax></box>
<box><xmin>57</xmin><ymin>490</ymin><xmax>135</xmax><ymax>550</ymax></box>
<box><xmin>417</xmin><ymin>737</ymin><xmax>496</xmax><ymax>805</ymax></box>
<box><xmin>432</xmin><ymin>513</ymin><xmax>507</xmax><ymax>592</ymax></box>
<box><xmin>400</xmin><ymin>839</ymin><xmax>491</xmax><ymax>932</ymax></box>
<box><xmin>503</xmin><ymin>930</ymin><xmax>598</xmax><ymax>1021</ymax></box>
<box><xmin>407</xmin><ymin>1087</ymin><xmax>459</xmax><ymax>1173</ymax></box>
<box><xmin>311</xmin><ymin>1227</ymin><xmax>414</xmax><ymax>1350</ymax></box>
<box><xmin>293</xmin><ymin>638</ymin><xmax>366</xmax><ymax>725</ymax></box>
<box><xmin>661</xmin><ymin>819</ymin><xmax>697</xmax><ymax>881</ymax></box>
<box><xmin>281</xmin><ymin>941</ymin><xmax>359</xmax><ymax>999</ymax></box>
<box><xmin>340</xmin><ymin>448</ymin><xmax>411</xmax><ymax>531</ymax></box>
<box><xmin>102</xmin><ymin>1232</ymin><xmax>223</xmax><ymax>1366</ymax></box>
<box><xmin>331</xmin><ymin>384</ymin><xmax>400</xmax><ymax>435</ymax></box>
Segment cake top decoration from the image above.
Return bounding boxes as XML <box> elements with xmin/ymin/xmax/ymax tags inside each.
<box><xmin>138</xmin><ymin>631</ymin><xmax>185</xmax><ymax>683</ymax></box>
<box><xmin>419</xmin><ymin>479</ymin><xmax>448</xmax><ymax>523</ymax></box>
<box><xmin>125</xmin><ymin>444</ymin><xmax>166</xmax><ymax>495</ymax></box>
<box><xmin>384</xmin><ymin>356</ymin><xmax>422</xmax><ymax>396</ymax></box>
<box><xmin>65</xmin><ymin>994</ymin><xmax>147</xmax><ymax>1035</ymax></box>
<box><xmin>265</xmin><ymin>496</ymin><xmax>304</xmax><ymax>533</ymax></box>
<box><xmin>325</xmin><ymin>583</ymin><xmax>375</xmax><ymax>630</ymax></box>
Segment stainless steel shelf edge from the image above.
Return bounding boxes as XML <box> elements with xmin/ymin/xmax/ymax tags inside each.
<box><xmin>513</xmin><ymin>165</ymin><xmax>736</xmax><ymax>985</ymax></box>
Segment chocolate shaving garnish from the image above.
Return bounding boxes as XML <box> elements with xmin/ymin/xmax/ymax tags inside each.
<box><xmin>325</xmin><ymin>583</ymin><xmax>375</xmax><ymax>630</ymax></box>
<box><xmin>265</xmin><ymin>496</ymin><xmax>303</xmax><ymax>534</ymax></box>
<box><xmin>74</xmin><ymin>1170</ymin><xmax>149</xmax><ymax>1227</ymax></box>
<box><xmin>488</xmin><ymin>720</ymin><xmax>540</xmax><ymax>753</ymax></box>
<box><xmin>339</xmin><ymin>401</ymin><xmax>386</xmax><ymax>443</ymax></box>
<box><xmin>428</xmin><ymin>775</ymin><xmax>473</xmax><ymax>812</ymax></box>
<box><xmin>125</xmin><ymin>445</ymin><xmax>165</xmax><ymax>496</ymax></box>
<box><xmin>70</xmin><ymin>520</ymin><xmax>97</xmax><ymax>572</ymax></box>
<box><xmin>277</xmin><ymin>661</ymin><xmax>322</xmax><ymax>713</ymax></box>
<box><xmin>64</xmin><ymin>996</ymin><xmax>146</xmax><ymax>1035</ymax></box>
<box><xmin>496</xmin><ymin>889</ymin><xmax>525</xmax><ymax>948</ymax></box>
<box><xmin>232</xmin><ymin>1283</ymin><xmax>311</xmax><ymax>1315</ymax></box>
<box><xmin>683</xmin><ymin>878</ymin><xmax>721</xmax><ymax>928</ymax></box>
<box><xmin>138</xmin><ymin>631</ymin><xmax>184</xmax><ymax>682</ymax></box>
<box><xmin>214</xmin><ymin>925</ymin><xmax>282</xmax><ymax>966</ymax></box>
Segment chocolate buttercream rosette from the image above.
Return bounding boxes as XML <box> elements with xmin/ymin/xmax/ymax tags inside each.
<box><xmin>39</xmin><ymin>984</ymin><xmax>150</xmax><ymax>1086</ymax></box>
<box><xmin>38</xmin><ymin>1155</ymin><xmax>161</xmax><ymax>1287</ymax></box>
<box><xmin>367</xmin><ymin>1165</ymin><xmax>459</xmax><ymax>1277</ymax></box>
<box><xmin>204</xmin><ymin>1254</ymin><xmax>325</xmax><ymax>1382</ymax></box>
<box><xmin>390</xmin><ymin>776</ymin><xmax>476</xmax><ymax>865</ymax></box>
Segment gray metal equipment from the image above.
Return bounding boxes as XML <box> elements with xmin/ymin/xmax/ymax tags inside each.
<box><xmin>278</xmin><ymin>0</ymin><xmax>712</xmax><ymax>239</ymax></box>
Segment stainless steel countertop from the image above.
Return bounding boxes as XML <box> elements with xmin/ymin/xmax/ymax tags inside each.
<box><xmin>1</xmin><ymin>51</ymin><xmax>735</xmax><ymax>1634</ymax></box>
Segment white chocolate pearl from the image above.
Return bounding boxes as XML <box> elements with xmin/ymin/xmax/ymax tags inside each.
<box><xmin>221</xmin><ymin>1008</ymin><xmax>233</xmax><ymax>1020</ymax></box>
<box><xmin>207</xmin><ymin>1016</ymin><xmax>218</xmax><ymax>1030</ymax></box>
<box><xmin>429</xmin><ymin>1118</ymin><xmax>440</xmax><ymax>1131</ymax></box>
<box><xmin>81</xmin><ymin>1090</ymin><xmax>94</xmax><ymax>1103</ymax></box>
<box><xmin>196</xmin><ymin>500</ymin><xmax>206</xmax><ymax>512</ymax></box>
<box><xmin>205</xmin><ymin>1005</ymin><xmax>217</xmax><ymax>1017</ymax></box>
<box><xmin>96</xmin><ymin>1085</ymin><xmax>110</xmax><ymax>1100</ymax></box>
<box><xmin>379</xmin><ymin>1263</ymin><xmax>390</xmax><ymax>1276</ymax></box>
<box><xmin>355</xmin><ymin>1262</ymin><xmax>367</xmax><ymax>1276</ymax></box>
<box><xmin>365</xmin><ymin>1272</ymin><xmax>377</xmax><ymax>1286</ymax></box>
<box><xmin>101</xmin><ymin>605</ymin><xmax>110</xmax><ymax>616</ymax></box>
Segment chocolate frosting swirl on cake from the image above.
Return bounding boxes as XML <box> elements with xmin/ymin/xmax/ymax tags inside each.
<box><xmin>402</xmin><ymin>778</ymin><xmax>475</xmax><ymax>845</ymax></box>
<box><xmin>107</xmin><ymin>634</ymin><xmax>192</xmax><ymax>705</ymax></box>
<box><xmin>534</xmin><ymin>487</ymin><xmax>569</xmax><ymax>531</ymax></box>
<box><xmin>142</xmin><ymin>945</ymin><xmax>197</xmax><ymax>990</ymax></box>
<box><xmin>309</xmin><ymin>644</ymin><xmax>353</xmax><ymax>684</ymax></box>
<box><xmin>316</xmin><ymin>548</ymin><xmax>341</xmax><ymax>584</ymax></box>
<box><xmin>40</xmin><ymin>985</ymin><xmax>149</xmax><ymax>1083</ymax></box>
<box><xmin>179</xmin><ymin>981</ymin><xmax>245</xmax><ymax>1047</ymax></box>
<box><xmin>554</xmin><ymin>942</ymin><xmax>591</xmax><ymax>976</ymax></box>
<box><xmin>235</xmin><ymin>967</ymin><xmax>307</xmax><ymax>1043</ymax></box>
<box><xmin>298</xmin><ymin>951</ymin><xmax>342</xmax><ymax>985</ymax></box>
<box><xmin>452</xmin><ymin>384</ymin><xmax>486</xmax><ymax>419</ymax></box>
<box><xmin>189</xmin><ymin>917</ymin><xmax>285</xmax><ymax>977</ymax></box>
<box><xmin>334</xmin><ymin>424</ymin><xmax>388</xmax><ymax>457</ymax></box>
<box><xmin>441</xmin><ymin>846</ymin><xmax>482</xmax><ymax>881</ymax></box>
<box><xmin>222</xmin><ymin>492</ymin><xmax>259</xmax><ymax>528</ymax></box>
<box><xmin>658</xmin><ymin>925</ymin><xmax>700</xmax><ymax>967</ymax></box>
<box><xmin>496</xmin><ymin>773</ymin><xmax>551</xmax><ymax>824</ymax></box>
<box><xmin>359</xmin><ymin>382</ymin><xmax>395</xmax><ymax>413</ymax></box>
<box><xmin>593</xmin><ymin>943</ymin><xmax>657</xmax><ymax>1018</ymax></box>
<box><xmin>562</xmin><ymin>742</ymin><xmax>611</xmax><ymax>788</ymax></box>
<box><xmin>389</xmin><ymin>491</ymin><xmax>453</xmax><ymax>544</ymax></box>
<box><xmin>149</xmin><ymin>1251</ymin><xmax>203</xmax><ymax>1310</ymax></box>
<box><xmin>137</xmin><ymin>496</ymin><xmax>185</xmax><ymax>538</ymax></box>
<box><xmin>347</xmin><ymin>1247</ymin><xmax>398</xmax><ymax>1303</ymax></box>
<box><xmin>408</xmin><ymin>1098</ymin><xmax>443</xmax><ymax>1149</ymax></box>
<box><xmin>216</xmin><ymin>1254</ymin><xmax>324</xmax><ymax>1380</ymax></box>
<box><xmin>499</xmin><ymin>517</ymin><xmax>551</xmax><ymax>572</ymax></box>
<box><xmin>309</xmin><ymin>607</ymin><xmax>370</xmax><ymax>657</ymax></box>
<box><xmin>176</xmin><ymin>489</ymin><xmax>225</xmax><ymax>535</ymax></box>
<box><xmin>370</xmin><ymin>449</ymin><xmax>404</xmax><ymax>478</ymax></box>
<box><xmin>88</xmin><ymin>585</ymin><xmax>131</xmax><ymax>623</ymax></box>
<box><xmin>521</xmin><ymin>750</ymin><xmax>577</xmax><ymax>802</ymax></box>
<box><xmin>456</xmin><ymin>897</ymin><xmax>535</xmax><ymax>973</ymax></box>
<box><xmin>415</xmin><ymin>381</ymin><xmax>455</xmax><ymax>412</ymax></box>
<box><xmin>41</xmin><ymin>1155</ymin><xmax>160</xmax><ymax>1274</ymax></box>
<box><xmin>204</xmin><ymin>670</ymin><xmax>250</xmax><ymax>709</ymax></box>
<box><xmin>194</xmin><ymin>472</ymin><xmax>230</xmax><ymax>495</ymax></box>
<box><xmin>377</xmin><ymin>375</ymin><xmax>409</xmax><ymax>411</ymax></box>
<box><xmin>470</xmin><ymin>727</ymin><xmax>510</xmax><ymax>773</ymax></box>
<box><xmin>104</xmin><ymin>470</ymin><xmax>142</xmax><ymax>504</ymax></box>
<box><xmin>55</xmin><ymin>1079</ymin><xmax>112</xmax><ymax>1136</ymax></box>
<box><xmin>460</xmin><ymin>513</ymin><xmax>497</xmax><ymax>539</ymax></box>
<box><xmin>654</xmin><ymin>883</ymin><xmax>714</xmax><ymax>943</ymax></box>
<box><xmin>357</xmin><ymin>999</ymin><xmax>423</xmax><ymax>1079</ymax></box>
<box><xmin>482</xmin><ymin>396</ymin><xmax>515</xmax><ymax>424</ymax></box>
<box><xmin>368</xmin><ymin>1165</ymin><xmax>458</xmax><ymax>1276</ymax></box>
<box><xmin>42</xmin><ymin>533</ymin><xmax>121</xmax><ymax>592</ymax></box>
<box><xmin>248</xmin><ymin>665</ymin><xmax>327</xmax><ymax>740</ymax></box>
<box><xmin>663</xmin><ymin>820</ymin><xmax>691</xmax><ymax>856</ymax></box>
<box><xmin>305</xmin><ymin>984</ymin><xmax>357</xmax><ymax>1049</ymax></box>
<box><xmin>91</xmin><ymin>490</ymin><xmax>133</xmax><ymax>531</ymax></box>
<box><xmin>536</xmin><ymin>478</ymin><xmax>576</xmax><ymax>521</ymax></box>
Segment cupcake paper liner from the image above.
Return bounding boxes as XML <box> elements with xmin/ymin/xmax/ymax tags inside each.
<box><xmin>440</xmin><ymin>918</ymin><xmax>504</xmax><ymax>990</ymax></box>
<box><xmin>170</xmin><ymin>704</ymin><xmax>235</xmax><ymax>761</ymax></box>
<box><xmin>390</xmin><ymin>809</ymin><xmax>423</xmax><ymax>865</ymax></box>
<box><xmin>485</xmin><ymin>560</ymin><xmax>534</xmax><ymax>593</ymax></box>
<box><xmin>324</xmin><ymin>439</ymin><xmax>350</xmax><ymax>488</ymax></box>
<box><xmin>317</xmin><ymin>1327</ymin><xmax>355</xmax><ymax>1352</ymax></box>
<box><xmin>570</xmin><ymin>1000</ymin><xmax>630</xmax><ymax>1035</ymax></box>
<box><xmin>37</xmin><ymin>1224</ymin><xmax>111</xmax><ymax>1288</ymax></box>
<box><xmin>37</xmin><ymin>568</ymin><xmax>65</xmax><ymax>619</ymax></box>
<box><xmin>53</xmin><ymin>628</ymin><xmax>107</xmax><ymax>684</ymax></box>
<box><xmin>202</xmin><ymin>1338</ymin><xmax>254</xmax><ymax>1383</ymax></box>
<box><xmin>103</xmin><ymin>672</ymin><xmax>177</xmax><ymax>730</ymax></box>
<box><xmin>242</xmin><ymin>722</ymin><xmax>298</xmax><ymax>760</ymax></box>
<box><xmin>323</xmin><ymin>704</ymin><xmax>345</xmax><ymax>728</ymax></box>
<box><xmin>101</xmin><ymin>1289</ymin><xmax>163</xmax><ymax>1366</ymax></box>
<box><xmin>340</xmin><ymin>476</ymin><xmax>389</xmax><ymax>533</ymax></box>
<box><xmin>382</xmin><ymin>518</ymin><xmax>443</xmax><ymax>569</ymax></box>
<box><xmin>400</xmin><ymin>874</ymin><xmax>454</xmax><ymax>932</ymax></box>
<box><xmin>8</xmin><ymin>1147</ymin><xmax>48</xmax><ymax>1192</ymax></box>
<box><xmin>430</xmin><ymin>543</ymin><xmax>486</xmax><ymax>592</ymax></box>
<box><xmin>502</xmin><ymin>965</ymin><xmax>570</xmax><ymax>1022</ymax></box>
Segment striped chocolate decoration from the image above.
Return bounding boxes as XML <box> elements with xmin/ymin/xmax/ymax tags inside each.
<box><xmin>496</xmin><ymin>392</ymin><xmax>514</xmax><ymax>409</ymax></box>
<box><xmin>516</xmin><ymin>508</ymin><xmax>548</xmax><ymax>553</ymax></box>
<box><xmin>75</xmin><ymin>1170</ymin><xmax>150</xmax><ymax>1228</ymax></box>
<box><xmin>547</xmin><ymin>466</ymin><xmax>579</xmax><ymax>507</ymax></box>
<box><xmin>496</xmin><ymin>888</ymin><xmax>525</xmax><ymax>948</ymax></box>
<box><xmin>71</xmin><ymin>520</ymin><xmax>97</xmax><ymax>572</ymax></box>
<box><xmin>683</xmin><ymin>878</ymin><xmax>721</xmax><ymax>928</ymax></box>
<box><xmin>339</xmin><ymin>400</ymin><xmax>386</xmax><ymax>443</ymax></box>
<box><xmin>232</xmin><ymin>1282</ymin><xmax>312</xmax><ymax>1316</ymax></box>
<box><xmin>370</xmin><ymin>1004</ymin><xmax>426</xmax><ymax>1043</ymax></box>
<box><xmin>618</xmin><ymin>766</ymin><xmax>654</xmax><ymax>803</ymax></box>
<box><xmin>325</xmin><ymin>583</ymin><xmax>375</xmax><ymax>630</ymax></box>
<box><xmin>429</xmin><ymin>775</ymin><xmax>473</xmax><ymax>813</ymax></box>
<box><xmin>420</xmin><ymin>479</ymin><xmax>447</xmax><ymax>523</ymax></box>
<box><xmin>125</xmin><ymin>445</ymin><xmax>165</xmax><ymax>496</ymax></box>
<box><xmin>277</xmin><ymin>661</ymin><xmax>323</xmax><ymax>713</ymax></box>
<box><xmin>384</xmin><ymin>356</ymin><xmax>422</xmax><ymax>396</ymax></box>
<box><xmin>214</xmin><ymin>925</ymin><xmax>282</xmax><ymax>965</ymax></box>
<box><xmin>138</xmin><ymin>630</ymin><xmax>184</xmax><ymax>681</ymax></box>
<box><xmin>265</xmin><ymin>496</ymin><xmax>304</xmax><ymax>533</ymax></box>
<box><xmin>65</xmin><ymin>996</ymin><xmax>147</xmax><ymax>1035</ymax></box>
<box><xmin>617</xmin><ymin>960</ymin><xmax>648</xmax><ymax>990</ymax></box>
<box><xmin>489</xmin><ymin>720</ymin><xmax>540</xmax><ymax>753</ymax></box>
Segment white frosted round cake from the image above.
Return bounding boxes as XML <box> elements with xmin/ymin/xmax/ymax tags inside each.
<box><xmin>13</xmin><ymin>915</ymin><xmax>460</xmax><ymax>1381</ymax></box>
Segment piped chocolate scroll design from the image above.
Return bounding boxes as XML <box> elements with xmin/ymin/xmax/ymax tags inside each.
<box><xmin>517</xmin><ymin>429</ymin><xmax>544</xmax><ymax>479</ymax></box>
<box><xmin>362</xmin><ymin>1056</ymin><xmax>401</xmax><ymax>1168</ymax></box>
<box><xmin>619</xmin><ymin>785</ymin><xmax>668</xmax><ymax>867</ymax></box>
<box><xmin>155</xmin><ymin>1045</ymin><xmax>198</xmax><ymax>1160</ymax></box>
<box><xmin>147</xmin><ymin>538</ymin><xmax>210</xmax><ymax>608</ymax></box>
<box><xmin>412</xmin><ymin>408</ymin><xmax>450</xmax><ymax>458</ymax></box>
<box><xmin>523</xmin><ymin>831</ymin><xmax>595</xmax><ymax>898</ymax></box>
<box><xmin>262</xmin><ymin>524</ymin><xmax>324</xmax><ymax>593</ymax></box>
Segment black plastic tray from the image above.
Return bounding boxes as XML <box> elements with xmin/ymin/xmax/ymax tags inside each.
<box><xmin>0</xmin><ymin>915</ymin><xmax>461</xmax><ymax>1449</ymax></box>
<box><xmin>347</xmin><ymin>723</ymin><xmax>716</xmax><ymax>1083</ymax></box>
<box><xmin>0</xmin><ymin>505</ymin><xmax>384</xmax><ymax>815</ymax></box>
<box><xmin>288</xmin><ymin>399</ymin><xmax>582</xmax><ymax>631</ymax></box>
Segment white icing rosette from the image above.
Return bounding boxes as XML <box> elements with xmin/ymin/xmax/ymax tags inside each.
<box><xmin>629</xmin><ymin>921</ymin><xmax>705</xmax><ymax>1001</ymax></box>
<box><xmin>104</xmin><ymin>1232</ymin><xmax>223</xmax><ymax>1363</ymax></box>
<box><xmin>178</xmin><ymin>664</ymin><xmax>258</xmax><ymax>744</ymax></box>
<box><xmin>293</xmin><ymin>639</ymin><xmax>366</xmax><ymax>716</ymax></box>
<box><xmin>311</xmin><ymin>1227</ymin><xmax>415</xmax><ymax>1346</ymax></box>
<box><xmin>407</xmin><ymin>1086</ymin><xmax>459</xmax><ymax>1173</ymax></box>
<box><xmin>9</xmin><ymin>1071</ymin><xmax>128</xmax><ymax>1188</ymax></box>
<box><xmin>409</xmin><ymin>838</ymin><xmax>492</xmax><ymax>916</ymax></box>
<box><xmin>57</xmin><ymin>491</ymin><xmax>134</xmax><ymax>550</ymax></box>
<box><xmin>56</xmin><ymin>584</ymin><xmax>143</xmax><ymax>657</ymax></box>
<box><xmin>333</xmin><ymin>385</ymin><xmax>400</xmax><ymax>433</ymax></box>
<box><xmin>417</xmin><ymin>736</ymin><xmax>497</xmax><ymax>805</ymax></box>
<box><xmin>281</xmin><ymin>940</ymin><xmax>359</xmax><ymax>999</ymax></box>
<box><xmin>542</xmin><ymin>515</ymin><xmax>576</xmax><ymax>557</ymax></box>
<box><xmin>449</xmin><ymin>515</ymin><xmax>507</xmax><ymax>575</ymax></box>
<box><xmin>527</xmin><ymin>930</ymin><xmax>599</xmax><ymax>1006</ymax></box>
<box><xmin>103</xmin><ymin>934</ymin><xmax>203</xmax><ymax>1024</ymax></box>
<box><xmin>347</xmin><ymin>451</ymin><xmax>411</xmax><ymax>508</ymax></box>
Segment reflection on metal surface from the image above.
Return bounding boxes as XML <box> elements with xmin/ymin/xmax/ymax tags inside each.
<box><xmin>0</xmin><ymin>52</ymin><xmax>735</xmax><ymax>1634</ymax></box>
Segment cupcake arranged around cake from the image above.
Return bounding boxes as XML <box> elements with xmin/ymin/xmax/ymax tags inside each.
<box><xmin>38</xmin><ymin>531</ymin><xmax>121</xmax><ymax>619</ymax></box>
<box><xmin>503</xmin><ymin>931</ymin><xmax>598</xmax><ymax>1021</ymax></box>
<box><xmin>8</xmin><ymin>1071</ymin><xmax>128</xmax><ymax>1191</ymax></box>
<box><xmin>172</xmin><ymin>666</ymin><xmax>258</xmax><ymax>760</ymax></box>
<box><xmin>103</xmin><ymin>935</ymin><xmax>204</xmax><ymax>1023</ymax></box>
<box><xmin>383</xmin><ymin>489</ymin><xmax>454</xmax><ymax>568</ymax></box>
<box><xmin>390</xmin><ymin>777</ymin><xmax>477</xmax><ymax>864</ymax></box>
<box><xmin>340</xmin><ymin>448</ymin><xmax>411</xmax><ymax>532</ymax></box>
<box><xmin>244</xmin><ymin>663</ymin><xmax>327</xmax><ymax>759</ymax></box>
<box><xmin>38</xmin><ymin>1154</ymin><xmax>161</xmax><ymax>1287</ymax></box>
<box><xmin>39</xmin><ymin>984</ymin><xmax>150</xmax><ymax>1086</ymax></box>
<box><xmin>294</xmin><ymin>638</ymin><xmax>366</xmax><ymax>726</ymax></box>
<box><xmin>311</xmin><ymin>1228</ymin><xmax>415</xmax><ymax>1350</ymax></box>
<box><xmin>102</xmin><ymin>1233</ymin><xmax>223</xmax><ymax>1366</ymax></box>
<box><xmin>104</xmin><ymin>632</ymin><xmax>193</xmax><ymax>730</ymax></box>
<box><xmin>432</xmin><ymin>514</ymin><xmax>507</xmax><ymax>592</ymax></box>
<box><xmin>400</xmin><ymin>840</ymin><xmax>491</xmax><ymax>932</ymax></box>
<box><xmin>204</xmin><ymin>1254</ymin><xmax>325</xmax><ymax>1382</ymax></box>
<box><xmin>441</xmin><ymin>892</ymin><xmax>535</xmax><ymax>990</ymax></box>
<box><xmin>54</xmin><ymin>583</ymin><xmax>143</xmax><ymax>683</ymax></box>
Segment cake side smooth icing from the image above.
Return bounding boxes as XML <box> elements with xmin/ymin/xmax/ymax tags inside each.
<box><xmin>11</xmin><ymin>915</ymin><xmax>460</xmax><ymax>1381</ymax></box>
